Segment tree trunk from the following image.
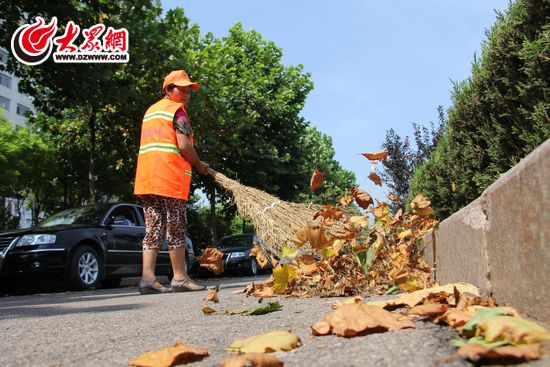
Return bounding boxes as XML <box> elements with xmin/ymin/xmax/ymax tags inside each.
<box><xmin>242</xmin><ymin>217</ymin><xmax>246</xmax><ymax>234</ymax></box>
<box><xmin>87</xmin><ymin>107</ymin><xmax>97</xmax><ymax>204</ymax></box>
<box><xmin>209</xmin><ymin>186</ymin><xmax>217</xmax><ymax>245</ymax></box>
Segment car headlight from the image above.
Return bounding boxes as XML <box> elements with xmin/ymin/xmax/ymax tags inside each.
<box><xmin>17</xmin><ymin>234</ymin><xmax>57</xmax><ymax>247</ymax></box>
<box><xmin>230</xmin><ymin>252</ymin><xmax>246</xmax><ymax>258</ymax></box>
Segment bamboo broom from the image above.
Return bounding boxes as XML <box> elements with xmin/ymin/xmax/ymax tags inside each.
<box><xmin>206</xmin><ymin>168</ymin><xmax>318</xmax><ymax>256</ymax></box>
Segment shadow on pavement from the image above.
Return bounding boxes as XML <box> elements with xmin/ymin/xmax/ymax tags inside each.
<box><xmin>0</xmin><ymin>302</ymin><xmax>145</xmax><ymax>320</ymax></box>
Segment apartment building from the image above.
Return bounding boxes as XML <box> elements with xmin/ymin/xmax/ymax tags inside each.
<box><xmin>0</xmin><ymin>49</ymin><xmax>35</xmax><ymax>128</ymax></box>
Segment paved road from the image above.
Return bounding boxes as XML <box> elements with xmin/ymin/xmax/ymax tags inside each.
<box><xmin>1</xmin><ymin>276</ymin><xmax>548</xmax><ymax>367</ymax></box>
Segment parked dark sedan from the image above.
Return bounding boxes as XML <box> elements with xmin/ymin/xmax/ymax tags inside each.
<box><xmin>0</xmin><ymin>203</ymin><xmax>197</xmax><ymax>290</ymax></box>
<box><xmin>216</xmin><ymin>233</ymin><xmax>273</xmax><ymax>276</ymax></box>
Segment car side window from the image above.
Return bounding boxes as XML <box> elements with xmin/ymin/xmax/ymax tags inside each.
<box><xmin>136</xmin><ymin>207</ymin><xmax>145</xmax><ymax>226</ymax></box>
<box><xmin>109</xmin><ymin>206</ymin><xmax>138</xmax><ymax>226</ymax></box>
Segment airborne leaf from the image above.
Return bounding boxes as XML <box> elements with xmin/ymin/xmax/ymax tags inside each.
<box><xmin>310</xmin><ymin>168</ymin><xmax>325</xmax><ymax>191</ymax></box>
<box><xmin>361</xmin><ymin>151</ymin><xmax>388</xmax><ymax>160</ymax></box>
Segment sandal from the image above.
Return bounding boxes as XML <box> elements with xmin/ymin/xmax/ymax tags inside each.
<box><xmin>139</xmin><ymin>279</ymin><xmax>172</xmax><ymax>295</ymax></box>
<box><xmin>171</xmin><ymin>278</ymin><xmax>206</xmax><ymax>292</ymax></box>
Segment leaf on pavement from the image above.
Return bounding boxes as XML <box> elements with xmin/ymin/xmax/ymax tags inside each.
<box><xmin>438</xmin><ymin>343</ymin><xmax>542</xmax><ymax>364</ymax></box>
<box><xmin>368</xmin><ymin>172</ymin><xmax>382</xmax><ymax>186</ymax></box>
<box><xmin>310</xmin><ymin>168</ymin><xmax>324</xmax><ymax>191</ymax></box>
<box><xmin>331</xmin><ymin>296</ymin><xmax>363</xmax><ymax>310</ymax></box>
<box><xmin>409</xmin><ymin>303</ymin><xmax>448</xmax><ymax>317</ymax></box>
<box><xmin>199</xmin><ymin>248</ymin><xmax>224</xmax><ymax>275</ymax></box>
<box><xmin>225</xmin><ymin>330</ymin><xmax>301</xmax><ymax>354</ymax></box>
<box><xmin>311</xmin><ymin>303</ymin><xmax>415</xmax><ymax>337</ymax></box>
<box><xmin>477</xmin><ymin>315</ymin><xmax>550</xmax><ymax>345</ymax></box>
<box><xmin>204</xmin><ymin>288</ymin><xmax>219</xmax><ymax>303</ymax></box>
<box><xmin>350</xmin><ymin>187</ymin><xmax>373</xmax><ymax>209</ymax></box>
<box><xmin>128</xmin><ymin>341</ymin><xmax>210</xmax><ymax>367</ymax></box>
<box><xmin>461</xmin><ymin>307</ymin><xmax>518</xmax><ymax>337</ymax></box>
<box><xmin>220</xmin><ymin>353</ymin><xmax>284</xmax><ymax>367</ymax></box>
<box><xmin>365</xmin><ymin>283</ymin><xmax>480</xmax><ymax>309</ymax></box>
<box><xmin>225</xmin><ymin>302</ymin><xmax>282</xmax><ymax>316</ymax></box>
<box><xmin>202</xmin><ymin>306</ymin><xmax>217</xmax><ymax>315</ymax></box>
<box><xmin>361</xmin><ymin>151</ymin><xmax>388</xmax><ymax>161</ymax></box>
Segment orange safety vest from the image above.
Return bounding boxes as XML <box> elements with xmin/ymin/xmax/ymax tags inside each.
<box><xmin>134</xmin><ymin>98</ymin><xmax>194</xmax><ymax>201</ymax></box>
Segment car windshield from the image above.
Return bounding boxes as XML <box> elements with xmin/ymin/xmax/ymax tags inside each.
<box><xmin>217</xmin><ymin>236</ymin><xmax>252</xmax><ymax>249</ymax></box>
<box><xmin>37</xmin><ymin>205</ymin><xmax>110</xmax><ymax>227</ymax></box>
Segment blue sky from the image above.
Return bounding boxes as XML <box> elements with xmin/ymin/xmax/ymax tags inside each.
<box><xmin>164</xmin><ymin>0</ymin><xmax>511</xmax><ymax>201</ymax></box>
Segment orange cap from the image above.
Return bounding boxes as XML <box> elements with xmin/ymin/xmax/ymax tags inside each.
<box><xmin>162</xmin><ymin>69</ymin><xmax>200</xmax><ymax>90</ymax></box>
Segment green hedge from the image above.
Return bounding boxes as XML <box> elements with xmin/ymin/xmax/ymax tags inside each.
<box><xmin>409</xmin><ymin>0</ymin><xmax>550</xmax><ymax>219</ymax></box>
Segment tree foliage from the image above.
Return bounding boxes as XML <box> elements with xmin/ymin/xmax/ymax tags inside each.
<box><xmin>298</xmin><ymin>127</ymin><xmax>356</xmax><ymax>204</ymax></box>
<box><xmin>0</xmin><ymin>112</ymin><xmax>59</xmax><ymax>229</ymax></box>
<box><xmin>409</xmin><ymin>0</ymin><xmax>550</xmax><ymax>219</ymax></box>
<box><xmin>380</xmin><ymin>107</ymin><xmax>446</xmax><ymax>210</ymax></box>
<box><xmin>0</xmin><ymin>3</ymin><xmax>354</xmax><ymax>236</ymax></box>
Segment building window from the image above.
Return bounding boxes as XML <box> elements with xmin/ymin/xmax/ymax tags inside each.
<box><xmin>0</xmin><ymin>72</ymin><xmax>11</xmax><ymax>89</ymax></box>
<box><xmin>16</xmin><ymin>103</ymin><xmax>32</xmax><ymax>117</ymax></box>
<box><xmin>0</xmin><ymin>50</ymin><xmax>8</xmax><ymax>64</ymax></box>
<box><xmin>0</xmin><ymin>95</ymin><xmax>9</xmax><ymax>111</ymax></box>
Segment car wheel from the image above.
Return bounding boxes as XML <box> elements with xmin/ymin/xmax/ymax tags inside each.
<box><xmin>248</xmin><ymin>257</ymin><xmax>259</xmax><ymax>276</ymax></box>
<box><xmin>100</xmin><ymin>277</ymin><xmax>122</xmax><ymax>288</ymax></box>
<box><xmin>68</xmin><ymin>245</ymin><xmax>102</xmax><ymax>290</ymax></box>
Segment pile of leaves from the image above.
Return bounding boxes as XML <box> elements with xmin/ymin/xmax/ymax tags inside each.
<box><xmin>244</xmin><ymin>187</ymin><xmax>438</xmax><ymax>298</ymax></box>
<box><xmin>364</xmin><ymin>284</ymin><xmax>550</xmax><ymax>364</ymax></box>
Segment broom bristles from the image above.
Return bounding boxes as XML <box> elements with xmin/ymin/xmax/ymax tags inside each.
<box><xmin>207</xmin><ymin>168</ymin><xmax>318</xmax><ymax>256</ymax></box>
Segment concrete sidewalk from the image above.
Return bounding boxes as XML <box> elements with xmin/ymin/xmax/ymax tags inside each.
<box><xmin>1</xmin><ymin>279</ymin><xmax>548</xmax><ymax>366</ymax></box>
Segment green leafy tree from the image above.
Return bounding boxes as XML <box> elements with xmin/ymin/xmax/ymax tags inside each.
<box><xmin>0</xmin><ymin>112</ymin><xmax>59</xmax><ymax>228</ymax></box>
<box><xmin>380</xmin><ymin>107</ymin><xmax>446</xmax><ymax>210</ymax></box>
<box><xmin>409</xmin><ymin>0</ymin><xmax>550</xmax><ymax>219</ymax></box>
<box><xmin>298</xmin><ymin>126</ymin><xmax>356</xmax><ymax>204</ymax></box>
<box><xmin>186</xmin><ymin>23</ymin><xmax>314</xmax><ymax>242</ymax></box>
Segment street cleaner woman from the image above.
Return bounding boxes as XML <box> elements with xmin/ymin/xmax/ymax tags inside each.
<box><xmin>134</xmin><ymin>69</ymin><xmax>209</xmax><ymax>294</ymax></box>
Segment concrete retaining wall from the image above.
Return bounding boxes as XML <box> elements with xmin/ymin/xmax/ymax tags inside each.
<box><xmin>420</xmin><ymin>137</ymin><xmax>550</xmax><ymax>328</ymax></box>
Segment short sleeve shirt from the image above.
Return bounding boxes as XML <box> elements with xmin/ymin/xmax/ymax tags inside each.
<box><xmin>173</xmin><ymin>108</ymin><xmax>191</xmax><ymax>137</ymax></box>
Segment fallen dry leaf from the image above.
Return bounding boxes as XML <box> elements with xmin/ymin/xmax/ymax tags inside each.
<box><xmin>409</xmin><ymin>303</ymin><xmax>448</xmax><ymax>318</ymax></box>
<box><xmin>386</xmin><ymin>193</ymin><xmax>401</xmax><ymax>203</ymax></box>
<box><xmin>311</xmin><ymin>303</ymin><xmax>415</xmax><ymax>337</ymax></box>
<box><xmin>439</xmin><ymin>343</ymin><xmax>542</xmax><ymax>364</ymax></box>
<box><xmin>199</xmin><ymin>248</ymin><xmax>224</xmax><ymax>275</ymax></box>
<box><xmin>477</xmin><ymin>315</ymin><xmax>550</xmax><ymax>345</ymax></box>
<box><xmin>366</xmin><ymin>283</ymin><xmax>480</xmax><ymax>309</ymax></box>
<box><xmin>250</xmin><ymin>243</ymin><xmax>270</xmax><ymax>268</ymax></box>
<box><xmin>410</xmin><ymin>193</ymin><xmax>431</xmax><ymax>210</ymax></box>
<box><xmin>128</xmin><ymin>341</ymin><xmax>210</xmax><ymax>367</ymax></box>
<box><xmin>340</xmin><ymin>195</ymin><xmax>354</xmax><ymax>206</ymax></box>
<box><xmin>310</xmin><ymin>168</ymin><xmax>325</xmax><ymax>191</ymax></box>
<box><xmin>350</xmin><ymin>187</ymin><xmax>373</xmax><ymax>209</ymax></box>
<box><xmin>368</xmin><ymin>172</ymin><xmax>382</xmax><ymax>186</ymax></box>
<box><xmin>221</xmin><ymin>353</ymin><xmax>283</xmax><ymax>367</ymax></box>
<box><xmin>292</xmin><ymin>224</ymin><xmax>330</xmax><ymax>250</ymax></box>
<box><xmin>361</xmin><ymin>151</ymin><xmax>388</xmax><ymax>161</ymax></box>
<box><xmin>226</xmin><ymin>330</ymin><xmax>301</xmax><ymax>354</ymax></box>
<box><xmin>204</xmin><ymin>288</ymin><xmax>219</xmax><ymax>303</ymax></box>
<box><xmin>273</xmin><ymin>265</ymin><xmax>296</xmax><ymax>294</ymax></box>
<box><xmin>202</xmin><ymin>306</ymin><xmax>217</xmax><ymax>315</ymax></box>
<box><xmin>331</xmin><ymin>296</ymin><xmax>363</xmax><ymax>310</ymax></box>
